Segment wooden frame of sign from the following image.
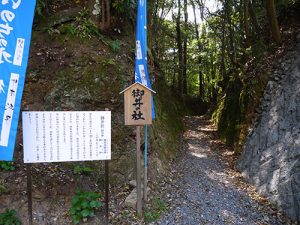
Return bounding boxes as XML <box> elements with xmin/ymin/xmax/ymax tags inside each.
<box><xmin>120</xmin><ymin>82</ymin><xmax>156</xmax><ymax>126</ymax></box>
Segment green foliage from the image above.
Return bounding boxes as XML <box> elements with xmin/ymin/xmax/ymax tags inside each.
<box><xmin>41</xmin><ymin>26</ymin><xmax>59</xmax><ymax>36</ymax></box>
<box><xmin>112</xmin><ymin>0</ymin><xmax>136</xmax><ymax>21</ymax></box>
<box><xmin>0</xmin><ymin>209</ymin><xmax>20</xmax><ymax>225</ymax></box>
<box><xmin>144</xmin><ymin>197</ymin><xmax>167</xmax><ymax>223</ymax></box>
<box><xmin>63</xmin><ymin>9</ymin><xmax>99</xmax><ymax>39</ymax></box>
<box><xmin>144</xmin><ymin>211</ymin><xmax>160</xmax><ymax>222</ymax></box>
<box><xmin>69</xmin><ymin>189</ymin><xmax>103</xmax><ymax>224</ymax></box>
<box><xmin>75</xmin><ymin>10</ymin><xmax>99</xmax><ymax>38</ymax></box>
<box><xmin>0</xmin><ymin>161</ymin><xmax>15</xmax><ymax>171</ymax></box>
<box><xmin>102</xmin><ymin>58</ymin><xmax>117</xmax><ymax>66</ymax></box>
<box><xmin>212</xmin><ymin>76</ymin><xmax>243</xmax><ymax>148</ymax></box>
<box><xmin>73</xmin><ymin>165</ymin><xmax>94</xmax><ymax>175</ymax></box>
<box><xmin>35</xmin><ymin>0</ymin><xmax>48</xmax><ymax>18</ymax></box>
<box><xmin>276</xmin><ymin>0</ymin><xmax>297</xmax><ymax>9</ymax></box>
<box><xmin>97</xmin><ymin>175</ymin><xmax>105</xmax><ymax>191</ymax></box>
<box><xmin>0</xmin><ymin>184</ymin><xmax>8</xmax><ymax>194</ymax></box>
<box><xmin>109</xmin><ymin>40</ymin><xmax>121</xmax><ymax>52</ymax></box>
<box><xmin>152</xmin><ymin>197</ymin><xmax>167</xmax><ymax>211</ymax></box>
<box><xmin>155</xmin><ymin>0</ymin><xmax>296</xmax><ymax>151</ymax></box>
<box><xmin>245</xmin><ymin>40</ymin><xmax>271</xmax><ymax>64</ymax></box>
<box><xmin>150</xmin><ymin>79</ymin><xmax>185</xmax><ymax>162</ymax></box>
<box><xmin>65</xmin><ymin>24</ymin><xmax>77</xmax><ymax>36</ymax></box>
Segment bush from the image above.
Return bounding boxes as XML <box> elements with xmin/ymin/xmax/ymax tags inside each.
<box><xmin>144</xmin><ymin>197</ymin><xmax>167</xmax><ymax>222</ymax></box>
<box><xmin>0</xmin><ymin>162</ymin><xmax>15</xmax><ymax>171</ymax></box>
<box><xmin>74</xmin><ymin>10</ymin><xmax>100</xmax><ymax>39</ymax></box>
<box><xmin>69</xmin><ymin>189</ymin><xmax>103</xmax><ymax>224</ymax></box>
<box><xmin>73</xmin><ymin>165</ymin><xmax>94</xmax><ymax>175</ymax></box>
<box><xmin>0</xmin><ymin>209</ymin><xmax>20</xmax><ymax>225</ymax></box>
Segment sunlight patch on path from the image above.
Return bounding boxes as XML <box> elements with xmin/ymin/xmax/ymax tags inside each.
<box><xmin>190</xmin><ymin>152</ymin><xmax>207</xmax><ymax>158</ymax></box>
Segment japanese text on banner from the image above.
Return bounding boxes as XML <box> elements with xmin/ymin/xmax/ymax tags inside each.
<box><xmin>0</xmin><ymin>0</ymin><xmax>36</xmax><ymax>161</ymax></box>
<box><xmin>134</xmin><ymin>0</ymin><xmax>155</xmax><ymax>118</ymax></box>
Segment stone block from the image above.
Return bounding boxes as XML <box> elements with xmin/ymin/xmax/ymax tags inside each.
<box><xmin>124</xmin><ymin>186</ymin><xmax>151</xmax><ymax>209</ymax></box>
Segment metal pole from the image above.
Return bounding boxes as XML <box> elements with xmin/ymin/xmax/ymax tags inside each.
<box><xmin>104</xmin><ymin>108</ymin><xmax>109</xmax><ymax>225</ymax></box>
<box><xmin>105</xmin><ymin>161</ymin><xmax>109</xmax><ymax>225</ymax></box>
<box><xmin>26</xmin><ymin>164</ymin><xmax>33</xmax><ymax>225</ymax></box>
<box><xmin>136</xmin><ymin>126</ymin><xmax>142</xmax><ymax>216</ymax></box>
<box><xmin>143</xmin><ymin>125</ymin><xmax>148</xmax><ymax>202</ymax></box>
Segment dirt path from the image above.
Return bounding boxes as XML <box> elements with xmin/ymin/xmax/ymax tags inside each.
<box><xmin>1</xmin><ymin>116</ymin><xmax>295</xmax><ymax>224</ymax></box>
<box><xmin>157</xmin><ymin>116</ymin><xmax>294</xmax><ymax>225</ymax></box>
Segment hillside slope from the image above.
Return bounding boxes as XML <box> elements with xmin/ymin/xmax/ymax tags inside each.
<box><xmin>0</xmin><ymin>2</ymin><xmax>184</xmax><ymax>224</ymax></box>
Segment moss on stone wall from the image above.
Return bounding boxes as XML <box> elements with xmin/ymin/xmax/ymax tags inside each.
<box><xmin>212</xmin><ymin>71</ymin><xmax>269</xmax><ymax>153</ymax></box>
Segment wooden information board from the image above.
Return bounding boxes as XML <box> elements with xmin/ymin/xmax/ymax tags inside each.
<box><xmin>121</xmin><ymin>82</ymin><xmax>155</xmax><ymax>126</ymax></box>
<box><xmin>22</xmin><ymin>111</ymin><xmax>111</xmax><ymax>163</ymax></box>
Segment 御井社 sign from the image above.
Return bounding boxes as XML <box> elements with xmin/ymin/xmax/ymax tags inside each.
<box><xmin>0</xmin><ymin>0</ymin><xmax>36</xmax><ymax>161</ymax></box>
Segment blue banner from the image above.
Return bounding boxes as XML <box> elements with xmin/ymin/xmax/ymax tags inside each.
<box><xmin>0</xmin><ymin>0</ymin><xmax>36</xmax><ymax>161</ymax></box>
<box><xmin>135</xmin><ymin>0</ymin><xmax>155</xmax><ymax>118</ymax></box>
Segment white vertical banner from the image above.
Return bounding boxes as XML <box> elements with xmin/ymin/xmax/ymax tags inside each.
<box><xmin>0</xmin><ymin>73</ymin><xmax>19</xmax><ymax>147</ymax></box>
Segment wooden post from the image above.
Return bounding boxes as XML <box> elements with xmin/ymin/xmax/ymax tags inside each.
<box><xmin>136</xmin><ymin>126</ymin><xmax>142</xmax><ymax>216</ymax></box>
<box><xmin>105</xmin><ymin>161</ymin><xmax>109</xmax><ymax>225</ymax></box>
<box><xmin>144</xmin><ymin>166</ymin><xmax>147</xmax><ymax>202</ymax></box>
<box><xmin>104</xmin><ymin>107</ymin><xmax>109</xmax><ymax>225</ymax></box>
<box><xmin>26</xmin><ymin>164</ymin><xmax>33</xmax><ymax>225</ymax></box>
<box><xmin>143</xmin><ymin>125</ymin><xmax>148</xmax><ymax>202</ymax></box>
<box><xmin>120</xmin><ymin>83</ymin><xmax>155</xmax><ymax>216</ymax></box>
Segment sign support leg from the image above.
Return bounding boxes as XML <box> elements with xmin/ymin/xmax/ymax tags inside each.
<box><xmin>105</xmin><ymin>161</ymin><xmax>109</xmax><ymax>225</ymax></box>
<box><xmin>136</xmin><ymin>126</ymin><xmax>142</xmax><ymax>216</ymax></box>
<box><xmin>143</xmin><ymin>125</ymin><xmax>148</xmax><ymax>202</ymax></box>
<box><xmin>26</xmin><ymin>164</ymin><xmax>33</xmax><ymax>225</ymax></box>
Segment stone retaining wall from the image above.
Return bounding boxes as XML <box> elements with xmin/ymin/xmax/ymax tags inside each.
<box><xmin>237</xmin><ymin>33</ymin><xmax>300</xmax><ymax>221</ymax></box>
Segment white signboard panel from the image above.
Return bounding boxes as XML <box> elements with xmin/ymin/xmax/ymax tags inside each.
<box><xmin>23</xmin><ymin>111</ymin><xmax>111</xmax><ymax>163</ymax></box>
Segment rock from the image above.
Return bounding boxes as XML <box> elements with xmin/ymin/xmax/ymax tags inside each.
<box><xmin>129</xmin><ymin>180</ymin><xmax>137</xmax><ymax>188</ymax></box>
<box><xmin>129</xmin><ymin>179</ymin><xmax>147</xmax><ymax>188</ymax></box>
<box><xmin>0</xmin><ymin>172</ymin><xmax>11</xmax><ymax>181</ymax></box>
<box><xmin>237</xmin><ymin>43</ymin><xmax>300</xmax><ymax>221</ymax></box>
<box><xmin>296</xmin><ymin>33</ymin><xmax>300</xmax><ymax>42</ymax></box>
<box><xmin>125</xmin><ymin>188</ymin><xmax>137</xmax><ymax>209</ymax></box>
<box><xmin>124</xmin><ymin>186</ymin><xmax>151</xmax><ymax>209</ymax></box>
<box><xmin>33</xmin><ymin>190</ymin><xmax>48</xmax><ymax>200</ymax></box>
<box><xmin>48</xmin><ymin>7</ymin><xmax>82</xmax><ymax>28</ymax></box>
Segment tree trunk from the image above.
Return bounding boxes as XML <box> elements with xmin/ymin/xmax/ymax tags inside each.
<box><xmin>248</xmin><ymin>0</ymin><xmax>260</xmax><ymax>34</ymax></box>
<box><xmin>266</xmin><ymin>0</ymin><xmax>281</xmax><ymax>43</ymax></box>
<box><xmin>183</xmin><ymin>0</ymin><xmax>188</xmax><ymax>95</ymax></box>
<box><xmin>243</xmin><ymin>0</ymin><xmax>251</xmax><ymax>47</ymax></box>
<box><xmin>220</xmin><ymin>4</ymin><xmax>226</xmax><ymax>80</ymax></box>
<box><xmin>152</xmin><ymin>0</ymin><xmax>160</xmax><ymax>71</ymax></box>
<box><xmin>225</xmin><ymin>0</ymin><xmax>236</xmax><ymax>65</ymax></box>
<box><xmin>210</xmin><ymin>51</ymin><xmax>217</xmax><ymax>103</ymax></box>
<box><xmin>172</xmin><ymin>46</ymin><xmax>177</xmax><ymax>89</ymax></box>
<box><xmin>195</xmin><ymin>0</ymin><xmax>205</xmax><ymax>20</ymax></box>
<box><xmin>100</xmin><ymin>0</ymin><xmax>110</xmax><ymax>31</ymax></box>
<box><xmin>191</xmin><ymin>0</ymin><xmax>204</xmax><ymax>99</ymax></box>
<box><xmin>176</xmin><ymin>0</ymin><xmax>183</xmax><ymax>95</ymax></box>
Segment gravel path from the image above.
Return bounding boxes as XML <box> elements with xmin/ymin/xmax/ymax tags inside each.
<box><xmin>157</xmin><ymin>116</ymin><xmax>293</xmax><ymax>225</ymax></box>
